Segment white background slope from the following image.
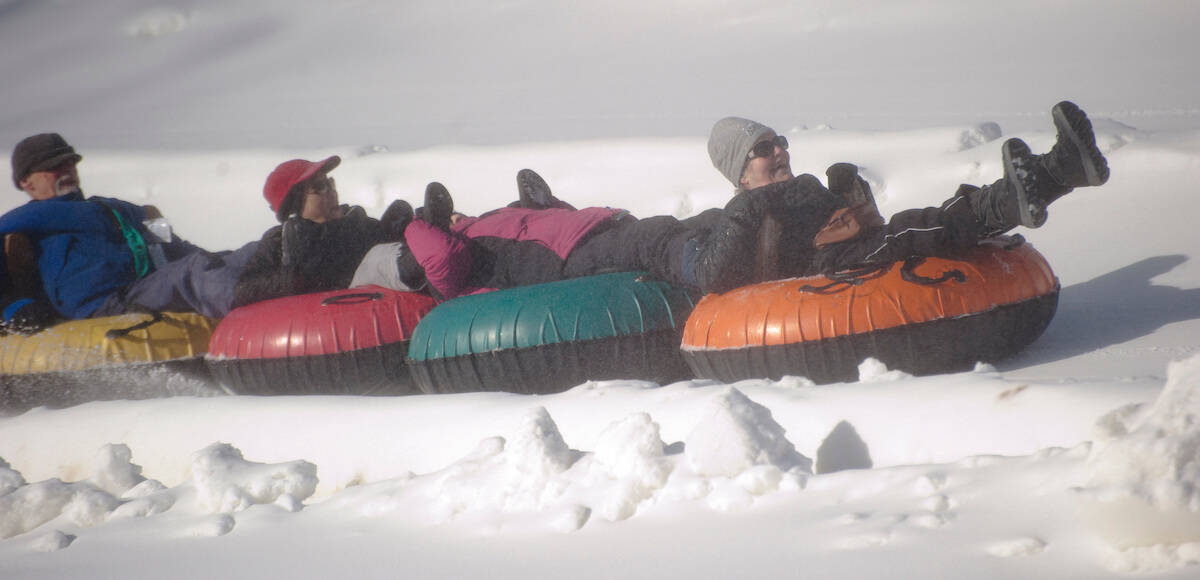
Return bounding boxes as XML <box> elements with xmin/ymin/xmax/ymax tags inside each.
<box><xmin>2</xmin><ymin>1</ymin><xmax>1200</xmax><ymax>578</ymax></box>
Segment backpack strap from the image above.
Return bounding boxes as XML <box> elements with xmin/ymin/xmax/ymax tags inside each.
<box><xmin>90</xmin><ymin>199</ymin><xmax>151</xmax><ymax>279</ymax></box>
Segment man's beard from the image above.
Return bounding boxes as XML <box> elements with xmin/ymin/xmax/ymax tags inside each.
<box><xmin>54</xmin><ymin>176</ymin><xmax>80</xmax><ymax>197</ymax></box>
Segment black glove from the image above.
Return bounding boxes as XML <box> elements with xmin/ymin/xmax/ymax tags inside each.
<box><xmin>0</xmin><ymin>297</ymin><xmax>59</xmax><ymax>336</ymax></box>
<box><xmin>280</xmin><ymin>216</ymin><xmax>319</xmax><ymax>267</ymax></box>
<box><xmin>826</xmin><ymin>162</ymin><xmax>877</xmax><ymax>211</ymax></box>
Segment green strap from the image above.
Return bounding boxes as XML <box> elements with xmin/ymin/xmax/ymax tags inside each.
<box><xmin>93</xmin><ymin>201</ymin><xmax>151</xmax><ymax>279</ymax></box>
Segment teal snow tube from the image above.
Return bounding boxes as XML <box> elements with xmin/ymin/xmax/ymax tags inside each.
<box><xmin>407</xmin><ymin>272</ymin><xmax>699</xmax><ymax>394</ymax></box>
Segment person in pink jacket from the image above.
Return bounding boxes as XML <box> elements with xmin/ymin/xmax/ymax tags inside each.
<box><xmin>400</xmin><ymin>173</ymin><xmax>642</xmax><ymax>300</ymax></box>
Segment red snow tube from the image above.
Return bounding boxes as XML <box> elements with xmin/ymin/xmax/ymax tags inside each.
<box><xmin>681</xmin><ymin>239</ymin><xmax>1059</xmax><ymax>384</ymax></box>
<box><xmin>206</xmin><ymin>286</ymin><xmax>436</xmax><ymax>395</ymax></box>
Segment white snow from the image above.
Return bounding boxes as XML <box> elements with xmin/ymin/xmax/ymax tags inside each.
<box><xmin>2</xmin><ymin>0</ymin><xmax>1200</xmax><ymax>578</ymax></box>
<box><xmin>1079</xmin><ymin>356</ymin><xmax>1200</xmax><ymax>550</ymax></box>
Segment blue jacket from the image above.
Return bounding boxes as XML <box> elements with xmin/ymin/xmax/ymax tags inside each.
<box><xmin>0</xmin><ymin>192</ymin><xmax>195</xmax><ymax>318</ymax></box>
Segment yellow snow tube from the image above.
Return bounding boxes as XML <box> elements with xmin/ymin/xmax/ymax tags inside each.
<box><xmin>0</xmin><ymin>311</ymin><xmax>215</xmax><ymax>375</ymax></box>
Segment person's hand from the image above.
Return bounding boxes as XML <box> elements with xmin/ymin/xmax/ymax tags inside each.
<box><xmin>0</xmin><ymin>297</ymin><xmax>59</xmax><ymax>335</ymax></box>
<box><xmin>280</xmin><ymin>216</ymin><xmax>318</xmax><ymax>267</ymax></box>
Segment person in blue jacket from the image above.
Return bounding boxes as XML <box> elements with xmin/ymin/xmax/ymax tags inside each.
<box><xmin>0</xmin><ymin>133</ymin><xmax>256</xmax><ymax>335</ymax></box>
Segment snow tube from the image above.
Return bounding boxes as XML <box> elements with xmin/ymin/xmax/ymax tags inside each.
<box><xmin>407</xmin><ymin>272</ymin><xmax>700</xmax><ymax>395</ymax></box>
<box><xmin>681</xmin><ymin>239</ymin><xmax>1059</xmax><ymax>384</ymax></box>
<box><xmin>206</xmin><ymin>286</ymin><xmax>436</xmax><ymax>395</ymax></box>
<box><xmin>1</xmin><ymin>311</ymin><xmax>216</xmax><ymax>413</ymax></box>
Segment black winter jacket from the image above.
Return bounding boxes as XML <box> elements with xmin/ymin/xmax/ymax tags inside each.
<box><xmin>232</xmin><ymin>207</ymin><xmax>386</xmax><ymax>308</ymax></box>
<box><xmin>697</xmin><ymin>174</ymin><xmax>984</xmax><ymax>293</ymax></box>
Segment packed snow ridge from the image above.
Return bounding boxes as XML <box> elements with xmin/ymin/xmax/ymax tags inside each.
<box><xmin>0</xmin><ymin>442</ymin><xmax>316</xmax><ymax>543</ymax></box>
<box><xmin>0</xmin><ymin>386</ymin><xmax>815</xmax><ymax>543</ymax></box>
<box><xmin>5</xmin><ymin>357</ymin><xmax>1200</xmax><ymax>567</ymax></box>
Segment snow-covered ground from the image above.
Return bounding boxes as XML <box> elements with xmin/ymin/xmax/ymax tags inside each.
<box><xmin>2</xmin><ymin>1</ymin><xmax>1200</xmax><ymax>578</ymax></box>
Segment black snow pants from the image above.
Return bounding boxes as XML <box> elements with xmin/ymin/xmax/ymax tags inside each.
<box><xmin>808</xmin><ymin>183</ymin><xmax>988</xmax><ymax>275</ymax></box>
<box><xmin>562</xmin><ymin>212</ymin><xmax>718</xmax><ymax>285</ymax></box>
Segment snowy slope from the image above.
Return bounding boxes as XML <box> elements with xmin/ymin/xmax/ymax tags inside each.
<box><xmin>2</xmin><ymin>1</ymin><xmax>1200</xmax><ymax>578</ymax></box>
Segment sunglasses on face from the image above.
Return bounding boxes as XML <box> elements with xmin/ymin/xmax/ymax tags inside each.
<box><xmin>304</xmin><ymin>176</ymin><xmax>335</xmax><ymax>195</ymax></box>
<box><xmin>747</xmin><ymin>135</ymin><xmax>789</xmax><ymax>160</ymax></box>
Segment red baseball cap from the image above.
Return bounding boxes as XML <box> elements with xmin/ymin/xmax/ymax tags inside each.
<box><xmin>263</xmin><ymin>155</ymin><xmax>341</xmax><ymax>221</ymax></box>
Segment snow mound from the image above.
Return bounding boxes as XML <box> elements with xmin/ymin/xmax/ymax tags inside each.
<box><xmin>986</xmin><ymin>537</ymin><xmax>1047</xmax><ymax>558</ymax></box>
<box><xmin>589</xmin><ymin>413</ymin><xmax>672</xmax><ymax>521</ymax></box>
<box><xmin>857</xmin><ymin>358</ymin><xmax>912</xmax><ymax>383</ymax></box>
<box><xmin>1</xmin><ymin>445</ymin><xmax>174</xmax><ymax>540</ymax></box>
<box><xmin>90</xmin><ymin>443</ymin><xmax>147</xmax><ymax>497</ymax></box>
<box><xmin>188</xmin><ymin>514</ymin><xmax>236</xmax><ymax>538</ymax></box>
<box><xmin>0</xmin><ymin>457</ymin><xmax>25</xmax><ymax>496</ymax></box>
<box><xmin>1102</xmin><ymin>542</ymin><xmax>1200</xmax><ymax>574</ymax></box>
<box><xmin>430</xmin><ymin>406</ymin><xmax>580</xmax><ymax>519</ymax></box>
<box><xmin>190</xmin><ymin>443</ymin><xmax>319</xmax><ymax>514</ymax></box>
<box><xmin>957</xmin><ymin>122</ymin><xmax>1003</xmax><ymax>151</ymax></box>
<box><xmin>30</xmin><ymin>530</ymin><xmax>75</xmax><ymax>553</ymax></box>
<box><xmin>684</xmin><ymin>387</ymin><xmax>812</xmax><ymax>477</ymax></box>
<box><xmin>0</xmin><ymin>477</ymin><xmax>118</xmax><ymax>539</ymax></box>
<box><xmin>505</xmin><ymin>406</ymin><xmax>575</xmax><ymax>481</ymax></box>
<box><xmin>1080</xmin><ymin>353</ymin><xmax>1200</xmax><ymax>549</ymax></box>
<box><xmin>337</xmin><ymin>402</ymin><xmax>816</xmax><ymax>530</ymax></box>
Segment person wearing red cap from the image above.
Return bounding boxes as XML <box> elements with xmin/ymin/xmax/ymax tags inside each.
<box><xmin>1</xmin><ymin>133</ymin><xmax>257</xmax><ymax>333</ymax></box>
<box><xmin>232</xmin><ymin>156</ymin><xmax>404</xmax><ymax>308</ymax></box>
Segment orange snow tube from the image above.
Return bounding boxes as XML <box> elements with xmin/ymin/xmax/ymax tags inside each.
<box><xmin>681</xmin><ymin>239</ymin><xmax>1059</xmax><ymax>384</ymax></box>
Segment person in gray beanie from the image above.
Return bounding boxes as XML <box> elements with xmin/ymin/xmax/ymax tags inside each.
<box><xmin>694</xmin><ymin>101</ymin><xmax>1111</xmax><ymax>291</ymax></box>
<box><xmin>378</xmin><ymin>101</ymin><xmax>1112</xmax><ymax>299</ymax></box>
<box><xmin>707</xmin><ymin>117</ymin><xmax>792</xmax><ymax>191</ymax></box>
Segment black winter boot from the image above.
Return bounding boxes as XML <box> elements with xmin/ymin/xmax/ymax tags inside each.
<box><xmin>381</xmin><ymin>199</ymin><xmax>414</xmax><ymax>241</ymax></box>
<box><xmin>422</xmin><ymin>182</ymin><xmax>454</xmax><ymax>231</ymax></box>
<box><xmin>517</xmin><ymin>169</ymin><xmax>553</xmax><ymax>209</ymax></box>
<box><xmin>965</xmin><ymin>138</ymin><xmax>1043</xmax><ymax>236</ymax></box>
<box><xmin>515</xmin><ymin>169</ymin><xmax>575</xmax><ymax>210</ymax></box>
<box><xmin>1040</xmin><ymin>101</ymin><xmax>1110</xmax><ymax>190</ymax></box>
<box><xmin>1016</xmin><ymin>100</ymin><xmax>1111</xmax><ymax>219</ymax></box>
<box><xmin>1003</xmin><ymin>137</ymin><xmax>1053</xmax><ymax>229</ymax></box>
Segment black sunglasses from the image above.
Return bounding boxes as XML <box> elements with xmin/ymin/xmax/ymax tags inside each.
<box><xmin>304</xmin><ymin>176</ymin><xmax>335</xmax><ymax>195</ymax></box>
<box><xmin>747</xmin><ymin>135</ymin><xmax>789</xmax><ymax>160</ymax></box>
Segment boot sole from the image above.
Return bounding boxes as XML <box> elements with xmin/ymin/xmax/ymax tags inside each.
<box><xmin>424</xmin><ymin>182</ymin><xmax>454</xmax><ymax>230</ymax></box>
<box><xmin>1002</xmin><ymin>138</ymin><xmax>1046</xmax><ymax>228</ymax></box>
<box><xmin>1052</xmin><ymin>101</ymin><xmax>1110</xmax><ymax>186</ymax></box>
<box><xmin>517</xmin><ymin>169</ymin><xmax>553</xmax><ymax>208</ymax></box>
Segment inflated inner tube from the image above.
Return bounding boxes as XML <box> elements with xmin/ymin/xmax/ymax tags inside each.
<box><xmin>407</xmin><ymin>272</ymin><xmax>699</xmax><ymax>395</ymax></box>
<box><xmin>206</xmin><ymin>286</ymin><xmax>436</xmax><ymax>395</ymax></box>
<box><xmin>1</xmin><ymin>311</ymin><xmax>216</xmax><ymax>413</ymax></box>
<box><xmin>681</xmin><ymin>239</ymin><xmax>1059</xmax><ymax>384</ymax></box>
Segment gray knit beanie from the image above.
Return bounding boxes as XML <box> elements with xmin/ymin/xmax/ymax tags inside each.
<box><xmin>707</xmin><ymin>117</ymin><xmax>775</xmax><ymax>188</ymax></box>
